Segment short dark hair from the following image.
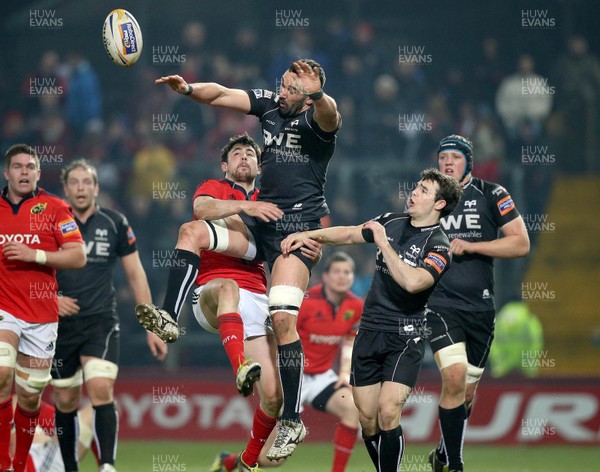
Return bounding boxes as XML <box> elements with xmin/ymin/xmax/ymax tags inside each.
<box><xmin>288</xmin><ymin>58</ymin><xmax>326</xmax><ymax>87</ymax></box>
<box><xmin>61</xmin><ymin>159</ymin><xmax>98</xmax><ymax>185</ymax></box>
<box><xmin>220</xmin><ymin>133</ymin><xmax>262</xmax><ymax>164</ymax></box>
<box><xmin>5</xmin><ymin>143</ymin><xmax>40</xmax><ymax>170</ymax></box>
<box><xmin>420</xmin><ymin>167</ymin><xmax>463</xmax><ymax>218</ymax></box>
<box><xmin>323</xmin><ymin>251</ymin><xmax>355</xmax><ymax>273</ymax></box>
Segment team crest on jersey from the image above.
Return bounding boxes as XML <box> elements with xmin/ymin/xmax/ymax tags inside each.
<box><xmin>252</xmin><ymin>89</ymin><xmax>263</xmax><ymax>99</ymax></box>
<box><xmin>424</xmin><ymin>252</ymin><xmax>447</xmax><ymax>274</ymax></box>
<box><xmin>343</xmin><ymin>310</ymin><xmax>354</xmax><ymax>320</ymax></box>
<box><xmin>497</xmin><ymin>195</ymin><xmax>515</xmax><ymax>216</ymax></box>
<box><xmin>30</xmin><ymin>203</ymin><xmax>47</xmax><ymax>214</ymax></box>
<box><xmin>59</xmin><ymin>219</ymin><xmax>79</xmax><ymax>237</ymax></box>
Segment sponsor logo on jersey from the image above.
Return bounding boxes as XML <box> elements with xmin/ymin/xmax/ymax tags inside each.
<box><xmin>45</xmin><ymin>341</ymin><xmax>54</xmax><ymax>352</ymax></box>
<box><xmin>482</xmin><ymin>289</ymin><xmax>491</xmax><ymax>299</ymax></box>
<box><xmin>464</xmin><ymin>199</ymin><xmax>476</xmax><ymax>208</ymax></box>
<box><xmin>409</xmin><ymin>244</ymin><xmax>421</xmax><ymax>255</ymax></box>
<box><xmin>30</xmin><ymin>203</ymin><xmax>47</xmax><ymax>214</ymax></box>
<box><xmin>251</xmin><ymin>89</ymin><xmax>263</xmax><ymax>99</ymax></box>
<box><xmin>127</xmin><ymin>226</ymin><xmax>136</xmax><ymax>245</ymax></box>
<box><xmin>497</xmin><ymin>195</ymin><xmax>515</xmax><ymax>216</ymax></box>
<box><xmin>292</xmin><ymin>203</ymin><xmax>302</xmax><ymax>210</ymax></box>
<box><xmin>0</xmin><ymin>234</ymin><xmax>41</xmax><ymax>244</ymax></box>
<box><xmin>343</xmin><ymin>309</ymin><xmax>354</xmax><ymax>320</ymax></box>
<box><xmin>264</xmin><ymin>90</ymin><xmax>273</xmax><ymax>99</ymax></box>
<box><xmin>424</xmin><ymin>252</ymin><xmax>447</xmax><ymax>274</ymax></box>
<box><xmin>266</xmin><ymin>119</ymin><xmax>276</xmax><ymax>125</ymax></box>
<box><xmin>309</xmin><ymin>333</ymin><xmax>343</xmax><ymax>345</ymax></box>
<box><xmin>290</xmin><ymin>119</ymin><xmax>299</xmax><ymax>126</ymax></box>
<box><xmin>59</xmin><ymin>218</ymin><xmax>79</xmax><ymax>237</ymax></box>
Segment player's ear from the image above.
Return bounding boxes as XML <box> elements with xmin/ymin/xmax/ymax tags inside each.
<box><xmin>257</xmin><ymin>164</ymin><xmax>261</xmax><ymax>175</ymax></box>
<box><xmin>434</xmin><ymin>199</ymin><xmax>447</xmax><ymax>212</ymax></box>
<box><xmin>94</xmin><ymin>183</ymin><xmax>100</xmax><ymax>198</ymax></box>
<box><xmin>220</xmin><ymin>161</ymin><xmax>228</xmax><ymax>173</ymax></box>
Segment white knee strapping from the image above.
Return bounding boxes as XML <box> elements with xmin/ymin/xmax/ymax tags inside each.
<box><xmin>205</xmin><ymin>219</ymin><xmax>230</xmax><ymax>253</ymax></box>
<box><xmin>435</xmin><ymin>342</ymin><xmax>468</xmax><ymax>370</ymax></box>
<box><xmin>0</xmin><ymin>342</ymin><xmax>17</xmax><ymax>368</ymax></box>
<box><xmin>268</xmin><ymin>285</ymin><xmax>305</xmax><ymax>316</ymax></box>
<box><xmin>467</xmin><ymin>364</ymin><xmax>485</xmax><ymax>384</ymax></box>
<box><xmin>50</xmin><ymin>369</ymin><xmax>84</xmax><ymax>389</ymax></box>
<box><xmin>15</xmin><ymin>364</ymin><xmax>52</xmax><ymax>393</ymax></box>
<box><xmin>242</xmin><ymin>226</ymin><xmax>257</xmax><ymax>261</ymax></box>
<box><xmin>83</xmin><ymin>359</ymin><xmax>119</xmax><ymax>381</ymax></box>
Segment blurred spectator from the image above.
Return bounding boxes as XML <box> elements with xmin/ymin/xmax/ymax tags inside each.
<box><xmin>65</xmin><ymin>53</ymin><xmax>102</xmax><ymax>136</ymax></box>
<box><xmin>495</xmin><ymin>54</ymin><xmax>553</xmax><ymax>140</ymax></box>
<box><xmin>551</xmin><ymin>35</ymin><xmax>600</xmax><ymax>172</ymax></box>
<box><xmin>21</xmin><ymin>50</ymin><xmax>67</xmax><ymax>116</ymax></box>
<box><xmin>0</xmin><ymin>112</ymin><xmax>33</xmax><ymax>151</ymax></box>
<box><xmin>488</xmin><ymin>300</ymin><xmax>544</xmax><ymax>378</ymax></box>
<box><xmin>361</xmin><ymin>74</ymin><xmax>404</xmax><ymax>159</ymax></box>
<box><xmin>472</xmin><ymin>37</ymin><xmax>507</xmax><ymax>112</ymax></box>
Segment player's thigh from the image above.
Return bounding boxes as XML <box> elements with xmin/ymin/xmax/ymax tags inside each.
<box><xmin>270</xmin><ymin>253</ymin><xmax>310</xmax><ymax>288</ymax></box>
<box><xmin>204</xmin><ymin>215</ymin><xmax>257</xmax><ymax>259</ymax></box>
<box><xmin>323</xmin><ymin>385</ymin><xmax>357</xmax><ymax>420</ymax></box>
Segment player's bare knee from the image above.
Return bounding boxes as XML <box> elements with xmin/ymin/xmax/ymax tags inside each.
<box><xmin>17</xmin><ymin>390</ymin><xmax>42</xmax><ymax>411</ymax></box>
<box><xmin>271</xmin><ymin>311</ymin><xmax>293</xmax><ymax>336</ymax></box>
<box><xmin>217</xmin><ymin>279</ymin><xmax>240</xmax><ymax>301</ymax></box>
<box><xmin>54</xmin><ymin>388</ymin><xmax>80</xmax><ymax>412</ymax></box>
<box><xmin>178</xmin><ymin>221</ymin><xmax>209</xmax><ymax>250</ymax></box>
<box><xmin>0</xmin><ymin>368</ymin><xmax>13</xmax><ymax>393</ymax></box>
<box><xmin>377</xmin><ymin>405</ymin><xmax>401</xmax><ymax>430</ymax></box>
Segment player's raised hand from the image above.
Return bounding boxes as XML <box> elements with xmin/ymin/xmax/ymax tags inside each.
<box><xmin>155</xmin><ymin>75</ymin><xmax>189</xmax><ymax>94</ymax></box>
<box><xmin>242</xmin><ymin>201</ymin><xmax>284</xmax><ymax>222</ymax></box>
<box><xmin>292</xmin><ymin>60</ymin><xmax>322</xmax><ymax>96</ymax></box>
<box><xmin>362</xmin><ymin>221</ymin><xmax>387</xmax><ymax>248</ymax></box>
<box><xmin>58</xmin><ymin>295</ymin><xmax>80</xmax><ymax>317</ymax></box>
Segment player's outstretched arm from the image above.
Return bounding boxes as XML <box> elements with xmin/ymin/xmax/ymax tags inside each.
<box><xmin>280</xmin><ymin>225</ymin><xmax>366</xmax><ymax>254</ymax></box>
<box><xmin>2</xmin><ymin>241</ymin><xmax>86</xmax><ymax>269</ymax></box>
<box><xmin>155</xmin><ymin>75</ymin><xmax>251</xmax><ymax>113</ymax></box>
<box><xmin>194</xmin><ymin>197</ymin><xmax>283</xmax><ymax>222</ymax></box>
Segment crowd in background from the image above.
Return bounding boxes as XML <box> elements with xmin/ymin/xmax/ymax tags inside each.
<box><xmin>1</xmin><ymin>12</ymin><xmax>600</xmax><ymax>368</ymax></box>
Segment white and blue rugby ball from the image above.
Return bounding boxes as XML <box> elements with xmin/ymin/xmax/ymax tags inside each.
<box><xmin>102</xmin><ymin>9</ymin><xmax>143</xmax><ymax>67</ymax></box>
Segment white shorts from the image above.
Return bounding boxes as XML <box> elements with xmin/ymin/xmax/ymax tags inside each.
<box><xmin>300</xmin><ymin>369</ymin><xmax>339</xmax><ymax>412</ymax></box>
<box><xmin>0</xmin><ymin>310</ymin><xmax>57</xmax><ymax>359</ymax></box>
<box><xmin>192</xmin><ymin>286</ymin><xmax>272</xmax><ymax>339</ymax></box>
<box><xmin>29</xmin><ymin>437</ymin><xmax>63</xmax><ymax>472</ymax></box>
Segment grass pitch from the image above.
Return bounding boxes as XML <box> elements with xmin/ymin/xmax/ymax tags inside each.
<box><xmin>80</xmin><ymin>441</ymin><xmax>598</xmax><ymax>471</ymax></box>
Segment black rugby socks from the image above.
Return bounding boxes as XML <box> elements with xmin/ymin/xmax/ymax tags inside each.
<box><xmin>162</xmin><ymin>249</ymin><xmax>200</xmax><ymax>320</ymax></box>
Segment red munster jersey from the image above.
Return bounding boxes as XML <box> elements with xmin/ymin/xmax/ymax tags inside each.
<box><xmin>0</xmin><ymin>187</ymin><xmax>83</xmax><ymax>323</ymax></box>
<box><xmin>298</xmin><ymin>284</ymin><xmax>364</xmax><ymax>375</ymax></box>
<box><xmin>193</xmin><ymin>179</ymin><xmax>267</xmax><ymax>294</ymax></box>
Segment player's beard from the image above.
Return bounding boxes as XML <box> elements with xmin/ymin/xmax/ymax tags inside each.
<box><xmin>229</xmin><ymin>167</ymin><xmax>255</xmax><ymax>184</ymax></box>
<box><xmin>279</xmin><ymin>97</ymin><xmax>307</xmax><ymax>118</ymax></box>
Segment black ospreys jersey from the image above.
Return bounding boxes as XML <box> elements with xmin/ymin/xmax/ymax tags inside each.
<box><xmin>428</xmin><ymin>177</ymin><xmax>520</xmax><ymax>312</ymax></box>
<box><xmin>56</xmin><ymin>207</ymin><xmax>137</xmax><ymax>318</ymax></box>
<box><xmin>361</xmin><ymin>213</ymin><xmax>451</xmax><ymax>332</ymax></box>
<box><xmin>247</xmin><ymin>89</ymin><xmax>339</xmax><ymax>221</ymax></box>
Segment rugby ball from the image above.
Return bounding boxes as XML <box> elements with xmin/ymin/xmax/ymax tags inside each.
<box><xmin>102</xmin><ymin>9</ymin><xmax>143</xmax><ymax>67</ymax></box>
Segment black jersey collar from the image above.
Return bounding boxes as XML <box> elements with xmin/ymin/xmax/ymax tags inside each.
<box><xmin>1</xmin><ymin>186</ymin><xmax>39</xmax><ymax>215</ymax></box>
<box><xmin>223</xmin><ymin>178</ymin><xmax>258</xmax><ymax>200</ymax></box>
